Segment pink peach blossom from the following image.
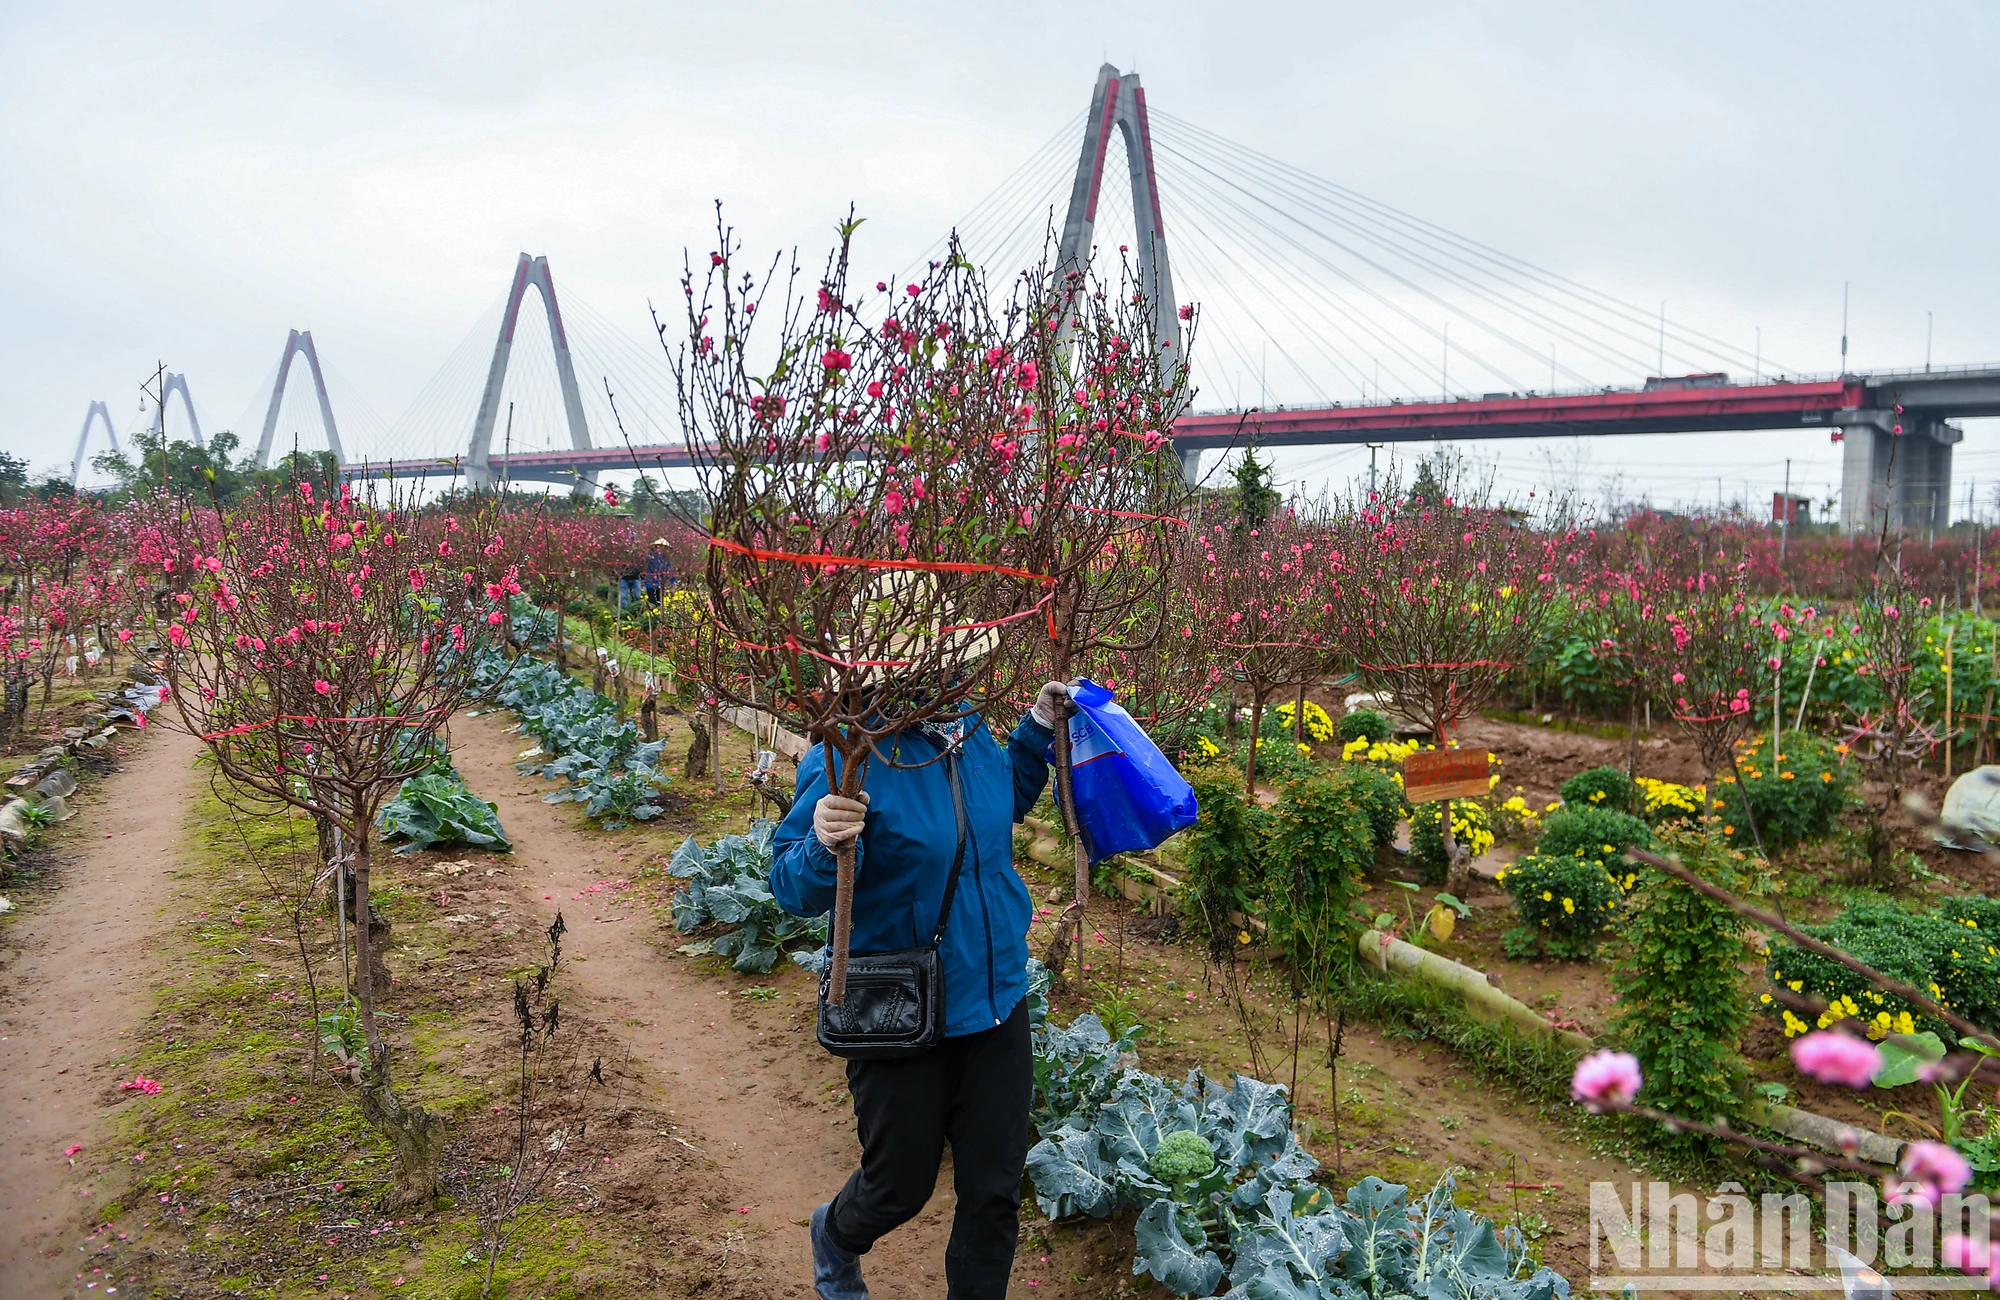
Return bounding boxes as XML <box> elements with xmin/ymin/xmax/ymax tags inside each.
<box><xmin>1790</xmin><ymin>1031</ymin><xmax>1880</xmax><ymax>1088</ymax></box>
<box><xmin>1570</xmin><ymin>1050</ymin><xmax>1642</xmax><ymax>1110</ymax></box>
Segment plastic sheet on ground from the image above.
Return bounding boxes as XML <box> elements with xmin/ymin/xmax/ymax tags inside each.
<box><xmin>1936</xmin><ymin>765</ymin><xmax>2000</xmax><ymax>850</ymax></box>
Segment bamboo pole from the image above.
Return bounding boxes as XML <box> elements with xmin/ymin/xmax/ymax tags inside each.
<box><xmin>1772</xmin><ymin>642</ymin><xmax>1782</xmax><ymax>762</ymax></box>
<box><xmin>1793</xmin><ymin>638</ymin><xmax>1824</xmax><ymax>734</ymax></box>
<box><xmin>1983</xmin><ymin>626</ymin><xmax>1998</xmax><ymax>768</ymax></box>
<box><xmin>1945</xmin><ymin>625</ymin><xmax>1955</xmax><ymax>780</ymax></box>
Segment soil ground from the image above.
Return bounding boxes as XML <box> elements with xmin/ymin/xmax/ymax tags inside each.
<box><xmin>0</xmin><ymin>721</ymin><xmax>202</xmax><ymax>1290</ymax></box>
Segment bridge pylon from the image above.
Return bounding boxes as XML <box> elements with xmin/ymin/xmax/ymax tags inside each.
<box><xmin>466</xmin><ymin>253</ymin><xmax>596</xmax><ymax>495</ymax></box>
<box><xmin>153</xmin><ymin>373</ymin><xmax>202</xmax><ymax>449</ymax></box>
<box><xmin>70</xmin><ymin>401</ymin><xmax>119</xmax><ymax>487</ymax></box>
<box><xmin>1060</xmin><ymin>64</ymin><xmax>1191</xmax><ymax>480</ymax></box>
<box><xmin>254</xmin><ymin>329</ymin><xmax>346</xmax><ymax>469</ymax></box>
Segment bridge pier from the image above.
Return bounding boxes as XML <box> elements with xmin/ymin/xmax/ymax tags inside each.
<box><xmin>1839</xmin><ymin>410</ymin><xmax>1961</xmax><ymax>534</ymax></box>
<box><xmin>1176</xmin><ymin>444</ymin><xmax>1202</xmax><ymax>487</ymax></box>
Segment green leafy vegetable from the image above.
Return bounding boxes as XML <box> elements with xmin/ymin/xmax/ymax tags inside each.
<box><xmin>472</xmin><ymin>606</ymin><xmax>672</xmax><ymax>829</ymax></box>
<box><xmin>666</xmin><ymin>821</ymin><xmax>826</xmax><ymax>974</ymax></box>
<box><xmin>378</xmin><ymin>769</ymin><xmax>511</xmax><ymax>854</ymax></box>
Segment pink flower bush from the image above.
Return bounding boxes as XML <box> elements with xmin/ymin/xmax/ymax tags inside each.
<box><xmin>1570</xmin><ymin>1050</ymin><xmax>1642</xmax><ymax>1110</ymax></box>
<box><xmin>1789</xmin><ymin>1031</ymin><xmax>1880</xmax><ymax>1088</ymax></box>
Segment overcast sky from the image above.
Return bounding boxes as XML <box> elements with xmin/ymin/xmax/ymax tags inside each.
<box><xmin>4</xmin><ymin>1</ymin><xmax>1995</xmax><ymax>516</ymax></box>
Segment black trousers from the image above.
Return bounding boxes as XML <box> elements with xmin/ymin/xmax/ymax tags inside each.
<box><xmin>824</xmin><ymin>999</ymin><xmax>1032</xmax><ymax>1300</ymax></box>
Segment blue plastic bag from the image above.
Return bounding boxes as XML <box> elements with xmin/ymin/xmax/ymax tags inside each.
<box><xmin>1052</xmin><ymin>678</ymin><xmax>1199</xmax><ymax>863</ymax></box>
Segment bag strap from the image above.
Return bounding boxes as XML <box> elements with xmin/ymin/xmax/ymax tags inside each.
<box><xmin>929</xmin><ymin>751</ymin><xmax>969</xmax><ymax>948</ymax></box>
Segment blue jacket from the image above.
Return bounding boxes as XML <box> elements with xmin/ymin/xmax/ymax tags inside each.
<box><xmin>771</xmin><ymin>713</ymin><xmax>1054</xmax><ymax>1037</ymax></box>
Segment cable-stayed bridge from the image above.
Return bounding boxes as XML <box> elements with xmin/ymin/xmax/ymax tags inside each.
<box><xmin>70</xmin><ymin>64</ymin><xmax>2000</xmax><ymax>532</ymax></box>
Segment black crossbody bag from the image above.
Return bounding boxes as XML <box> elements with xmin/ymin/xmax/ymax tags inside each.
<box><xmin>816</xmin><ymin>750</ymin><xmax>967</xmax><ymax>1060</ymax></box>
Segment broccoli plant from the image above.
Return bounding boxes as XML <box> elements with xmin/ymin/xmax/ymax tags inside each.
<box><xmin>1150</xmin><ymin>1128</ymin><xmax>1218</xmax><ymax>1189</ymax></box>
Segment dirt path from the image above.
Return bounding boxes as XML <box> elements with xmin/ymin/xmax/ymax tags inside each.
<box><xmin>451</xmin><ymin>709</ymin><xmax>963</xmax><ymax>1299</ymax></box>
<box><xmin>0</xmin><ymin>721</ymin><xmax>203</xmax><ymax>1293</ymax></box>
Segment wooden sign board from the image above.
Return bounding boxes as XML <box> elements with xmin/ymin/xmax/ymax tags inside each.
<box><xmin>1403</xmin><ymin>749</ymin><xmax>1492</xmax><ymax>804</ymax></box>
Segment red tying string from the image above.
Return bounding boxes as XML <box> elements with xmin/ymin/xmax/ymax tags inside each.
<box><xmin>727</xmin><ymin>593</ymin><xmax>1056</xmax><ymax>672</ymax></box>
<box><xmin>1065</xmin><ymin>504</ymin><xmax>1188</xmax><ymax>526</ymax></box>
<box><xmin>200</xmin><ymin>707</ymin><xmax>448</xmax><ymax>740</ymax></box>
<box><xmin>1218</xmin><ymin>639</ymin><xmax>1328</xmax><ymax>650</ymax></box>
<box><xmin>707</xmin><ymin>536</ymin><xmax>1054</xmax><ymax>584</ymax></box>
<box><xmin>1358</xmin><ymin>659</ymin><xmax>1517</xmax><ymax>671</ymax></box>
<box><xmin>1670</xmin><ymin>708</ymin><xmax>1754</xmax><ymax>724</ymax></box>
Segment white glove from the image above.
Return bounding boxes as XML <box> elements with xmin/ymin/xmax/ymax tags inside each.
<box><xmin>1030</xmin><ymin>680</ymin><xmax>1073</xmax><ymax>730</ymax></box>
<box><xmin>813</xmin><ymin>791</ymin><xmax>870</xmax><ymax>850</ymax></box>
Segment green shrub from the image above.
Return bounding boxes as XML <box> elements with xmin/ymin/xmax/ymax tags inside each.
<box><xmin>1510</xmin><ymin>808</ymin><xmax>1650</xmax><ymax>957</ymax></box>
<box><xmin>1337</xmin><ymin>708</ymin><xmax>1393</xmax><ymax>745</ymax></box>
<box><xmin>1408</xmin><ymin>798</ymin><xmax>1494</xmax><ymax>885</ymax></box>
<box><xmin>1243</xmin><ymin>733</ymin><xmax>1320</xmax><ymax>785</ymax></box>
<box><xmin>1537</xmin><ymin>805</ymin><xmax>1651</xmax><ymax>865</ymax></box>
<box><xmin>1331</xmin><ymin>761</ymin><xmax>1404</xmax><ymax>849</ymax></box>
<box><xmin>1262</xmin><ymin>770</ymin><xmax>1375</xmax><ymax>983</ymax></box>
<box><xmin>1766</xmin><ymin>897</ymin><xmax>2000</xmax><ymax>1041</ymax></box>
<box><xmin>1559</xmin><ymin>765</ymin><xmax>1638</xmax><ymax>816</ymax></box>
<box><xmin>1610</xmin><ymin>827</ymin><xmax>1772</xmax><ymax>1148</ymax></box>
<box><xmin>1177</xmin><ymin>763</ymin><xmax>1270</xmax><ymax>958</ymax></box>
<box><xmin>1713</xmin><ymin>733</ymin><xmax>1851</xmax><ymax>850</ymax></box>
<box><xmin>1498</xmin><ymin>853</ymin><xmax>1622</xmax><ymax>960</ymax></box>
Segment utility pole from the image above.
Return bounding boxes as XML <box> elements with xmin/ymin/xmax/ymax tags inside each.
<box><xmin>1367</xmin><ymin>443</ymin><xmax>1382</xmax><ymax>499</ymax></box>
<box><xmin>1840</xmin><ymin>280</ymin><xmax>1850</xmax><ymax>374</ymax></box>
<box><xmin>502</xmin><ymin>400</ymin><xmax>514</xmax><ymax>493</ymax></box>
<box><xmin>1926</xmin><ymin>311</ymin><xmax>1934</xmax><ymax>373</ymax></box>
<box><xmin>1657</xmin><ymin>301</ymin><xmax>1665</xmax><ymax>375</ymax></box>
<box><xmin>1441</xmin><ymin>323</ymin><xmax>1449</xmax><ymax>398</ymax></box>
<box><xmin>1754</xmin><ymin>327</ymin><xmax>1761</xmax><ymax>383</ymax></box>
<box><xmin>140</xmin><ymin>361</ymin><xmax>168</xmax><ymax>489</ymax></box>
<box><xmin>1780</xmin><ymin>458</ymin><xmax>1791</xmax><ymax>563</ymax></box>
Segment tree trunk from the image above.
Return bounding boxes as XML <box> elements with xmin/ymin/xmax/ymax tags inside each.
<box><xmin>710</xmin><ymin>700</ymin><xmax>724</xmax><ymax>794</ymax></box>
<box><xmin>349</xmin><ymin>826</ymin><xmax>445</xmax><ymax>1210</ymax></box>
<box><xmin>1042</xmin><ymin>693</ymin><xmax>1090</xmax><ymax>986</ymax></box>
<box><xmin>1626</xmin><ymin>683</ymin><xmax>1640</xmax><ymax>778</ymax></box>
<box><xmin>640</xmin><ymin>692</ymin><xmax>658</xmax><ymax>744</ymax></box>
<box><xmin>1245</xmin><ymin>690</ymin><xmax>1264</xmax><ymax>798</ymax></box>
<box><xmin>357</xmin><ymin>1065</ymin><xmax>448</xmax><ymax>1211</ymax></box>
<box><xmin>1293</xmin><ymin>681</ymin><xmax>1307</xmax><ymax>744</ymax></box>
<box><xmin>682</xmin><ymin>717</ymin><xmax>710</xmax><ymax>782</ymax></box>
<box><xmin>825</xmin><ymin>747</ymin><xmax>869</xmax><ymax>1004</ymax></box>
<box><xmin>1441</xmin><ymin>810</ymin><xmax>1475</xmax><ymax>901</ymax></box>
<box><xmin>552</xmin><ymin>607</ymin><xmax>567</xmax><ymax>670</ymax></box>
